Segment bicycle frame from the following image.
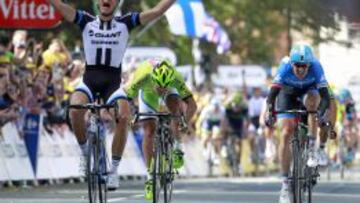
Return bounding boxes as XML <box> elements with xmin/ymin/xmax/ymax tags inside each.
<box><xmin>87</xmin><ymin>107</ymin><xmax>107</xmax><ymax>203</ymax></box>
<box><xmin>134</xmin><ymin>112</ymin><xmax>183</xmax><ymax>203</ymax></box>
<box><xmin>224</xmin><ymin>132</ymin><xmax>240</xmax><ymax>177</ymax></box>
<box><xmin>156</xmin><ymin>115</ymin><xmax>175</xmax><ymax>203</ymax></box>
<box><xmin>67</xmin><ymin>100</ymin><xmax>118</xmax><ymax>203</ymax></box>
<box><xmin>276</xmin><ymin>110</ymin><xmax>319</xmax><ymax>203</ymax></box>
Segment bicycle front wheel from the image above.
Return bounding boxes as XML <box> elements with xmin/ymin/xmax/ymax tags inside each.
<box><xmin>97</xmin><ymin>140</ymin><xmax>108</xmax><ymax>203</ymax></box>
<box><xmin>88</xmin><ymin>137</ymin><xmax>99</xmax><ymax>203</ymax></box>
<box><xmin>292</xmin><ymin>139</ymin><xmax>302</xmax><ymax>203</ymax></box>
<box><xmin>339</xmin><ymin>136</ymin><xmax>346</xmax><ymax>179</ymax></box>
<box><xmin>88</xmin><ymin>137</ymin><xmax>108</xmax><ymax>203</ymax></box>
<box><xmin>207</xmin><ymin>143</ymin><xmax>214</xmax><ymax>177</ymax></box>
<box><xmin>163</xmin><ymin>149</ymin><xmax>174</xmax><ymax>203</ymax></box>
<box><xmin>307</xmin><ymin>178</ymin><xmax>312</xmax><ymax>203</ymax></box>
<box><xmin>152</xmin><ymin>142</ymin><xmax>162</xmax><ymax>203</ymax></box>
<box><xmin>304</xmin><ymin>166</ymin><xmax>313</xmax><ymax>203</ymax></box>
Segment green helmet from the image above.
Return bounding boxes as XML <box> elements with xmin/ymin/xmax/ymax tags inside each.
<box><xmin>151</xmin><ymin>60</ymin><xmax>175</xmax><ymax>88</ymax></box>
<box><xmin>233</xmin><ymin>92</ymin><xmax>243</xmax><ymax>104</ymax></box>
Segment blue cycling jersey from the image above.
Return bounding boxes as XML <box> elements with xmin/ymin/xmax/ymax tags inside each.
<box><xmin>273</xmin><ymin>57</ymin><xmax>328</xmax><ymax>90</ymax></box>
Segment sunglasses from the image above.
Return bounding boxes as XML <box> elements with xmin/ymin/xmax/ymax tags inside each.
<box><xmin>293</xmin><ymin>63</ymin><xmax>309</xmax><ymax>68</ymax></box>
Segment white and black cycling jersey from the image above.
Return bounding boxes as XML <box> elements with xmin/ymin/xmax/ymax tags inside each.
<box><xmin>73</xmin><ymin>10</ymin><xmax>140</xmax><ymax>103</ymax></box>
<box><xmin>74</xmin><ymin>10</ymin><xmax>140</xmax><ymax>70</ymax></box>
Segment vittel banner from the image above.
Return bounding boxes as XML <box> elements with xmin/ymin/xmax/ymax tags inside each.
<box><xmin>0</xmin><ymin>0</ymin><xmax>62</xmax><ymax>29</ymax></box>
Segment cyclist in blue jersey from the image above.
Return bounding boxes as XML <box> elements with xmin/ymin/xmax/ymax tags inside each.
<box><xmin>265</xmin><ymin>44</ymin><xmax>331</xmax><ymax>203</ymax></box>
<box><xmin>48</xmin><ymin>0</ymin><xmax>176</xmax><ymax>190</ymax></box>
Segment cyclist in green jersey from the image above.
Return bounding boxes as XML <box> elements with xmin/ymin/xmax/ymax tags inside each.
<box><xmin>123</xmin><ymin>59</ymin><xmax>197</xmax><ymax>200</ymax></box>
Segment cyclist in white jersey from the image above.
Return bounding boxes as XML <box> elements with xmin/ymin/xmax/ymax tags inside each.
<box><xmin>48</xmin><ymin>0</ymin><xmax>176</xmax><ymax>190</ymax></box>
<box><xmin>198</xmin><ymin>98</ymin><xmax>226</xmax><ymax>160</ymax></box>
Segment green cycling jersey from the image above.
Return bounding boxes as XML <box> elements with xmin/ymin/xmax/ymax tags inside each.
<box><xmin>124</xmin><ymin>60</ymin><xmax>192</xmax><ymax>111</ymax></box>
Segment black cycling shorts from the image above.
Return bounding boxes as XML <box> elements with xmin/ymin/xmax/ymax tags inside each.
<box><xmin>227</xmin><ymin>119</ymin><xmax>244</xmax><ymax>139</ymax></box>
<box><xmin>76</xmin><ymin>67</ymin><xmax>123</xmax><ymax>103</ymax></box>
<box><xmin>276</xmin><ymin>86</ymin><xmax>315</xmax><ymax>120</ymax></box>
<box><xmin>250</xmin><ymin>116</ymin><xmax>260</xmax><ymax>130</ymax></box>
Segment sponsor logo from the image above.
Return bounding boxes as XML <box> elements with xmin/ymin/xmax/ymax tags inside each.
<box><xmin>0</xmin><ymin>0</ymin><xmax>62</xmax><ymax>29</ymax></box>
<box><xmin>88</xmin><ymin>30</ymin><xmax>122</xmax><ymax>38</ymax></box>
<box><xmin>89</xmin><ymin>29</ymin><xmax>94</xmax><ymax>37</ymax></box>
<box><xmin>91</xmin><ymin>40</ymin><xmax>119</xmax><ymax>45</ymax></box>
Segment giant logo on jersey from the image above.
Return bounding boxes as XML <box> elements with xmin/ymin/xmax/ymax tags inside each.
<box><xmin>89</xmin><ymin>29</ymin><xmax>122</xmax><ymax>45</ymax></box>
<box><xmin>89</xmin><ymin>29</ymin><xmax>122</xmax><ymax>38</ymax></box>
<box><xmin>0</xmin><ymin>0</ymin><xmax>62</xmax><ymax>29</ymax></box>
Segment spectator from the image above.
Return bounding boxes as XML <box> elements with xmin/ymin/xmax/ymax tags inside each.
<box><xmin>0</xmin><ymin>51</ymin><xmax>19</xmax><ymax>127</ymax></box>
<box><xmin>11</xmin><ymin>30</ymin><xmax>27</xmax><ymax>61</ymax></box>
<box><xmin>42</xmin><ymin>38</ymin><xmax>71</xmax><ymax>70</ymax></box>
<box><xmin>248</xmin><ymin>86</ymin><xmax>265</xmax><ymax>131</ymax></box>
<box><xmin>0</xmin><ymin>51</ymin><xmax>12</xmax><ymax>108</ymax></box>
<box><xmin>64</xmin><ymin>59</ymin><xmax>84</xmax><ymax>92</ymax></box>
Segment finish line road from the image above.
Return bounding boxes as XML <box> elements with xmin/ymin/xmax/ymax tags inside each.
<box><xmin>1</xmin><ymin>177</ymin><xmax>360</xmax><ymax>203</ymax></box>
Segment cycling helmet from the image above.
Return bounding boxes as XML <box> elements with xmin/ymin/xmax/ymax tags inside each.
<box><xmin>289</xmin><ymin>44</ymin><xmax>314</xmax><ymax>64</ymax></box>
<box><xmin>209</xmin><ymin>98</ymin><xmax>222</xmax><ymax>111</ymax></box>
<box><xmin>151</xmin><ymin>60</ymin><xmax>175</xmax><ymax>88</ymax></box>
<box><xmin>232</xmin><ymin>92</ymin><xmax>243</xmax><ymax>104</ymax></box>
<box><xmin>338</xmin><ymin>88</ymin><xmax>352</xmax><ymax>103</ymax></box>
<box><xmin>210</xmin><ymin>98</ymin><xmax>221</xmax><ymax>107</ymax></box>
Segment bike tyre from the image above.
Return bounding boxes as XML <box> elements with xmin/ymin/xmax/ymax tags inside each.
<box><xmin>153</xmin><ymin>142</ymin><xmax>162</xmax><ymax>203</ymax></box>
<box><xmin>292</xmin><ymin>139</ymin><xmax>302</xmax><ymax>203</ymax></box>
<box><xmin>88</xmin><ymin>136</ymin><xmax>98</xmax><ymax>203</ymax></box>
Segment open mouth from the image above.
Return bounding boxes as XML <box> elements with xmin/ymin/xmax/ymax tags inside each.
<box><xmin>102</xmin><ymin>3</ymin><xmax>111</xmax><ymax>8</ymax></box>
<box><xmin>296</xmin><ymin>67</ymin><xmax>306</xmax><ymax>75</ymax></box>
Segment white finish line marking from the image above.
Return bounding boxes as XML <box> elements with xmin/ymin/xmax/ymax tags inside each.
<box><xmin>108</xmin><ymin>197</ymin><xmax>127</xmax><ymax>202</ymax></box>
<box><xmin>1</xmin><ymin>191</ymin><xmax>359</xmax><ymax>203</ymax></box>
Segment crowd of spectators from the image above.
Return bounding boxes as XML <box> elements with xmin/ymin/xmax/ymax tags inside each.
<box><xmin>0</xmin><ymin>30</ymin><xmax>84</xmax><ymax>135</ymax></box>
<box><xmin>1</xmin><ymin>30</ymin><xmax>273</xmax><ymax>175</ymax></box>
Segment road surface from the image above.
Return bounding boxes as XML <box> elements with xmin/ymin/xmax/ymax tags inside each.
<box><xmin>1</xmin><ymin>174</ymin><xmax>360</xmax><ymax>203</ymax></box>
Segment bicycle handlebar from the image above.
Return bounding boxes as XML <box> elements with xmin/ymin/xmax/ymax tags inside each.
<box><xmin>275</xmin><ymin>109</ymin><xmax>332</xmax><ymax>128</ymax></box>
<box><xmin>67</xmin><ymin>103</ymin><xmax>119</xmax><ymax>123</ymax></box>
<box><xmin>133</xmin><ymin>112</ymin><xmax>183</xmax><ymax>122</ymax></box>
<box><xmin>133</xmin><ymin>112</ymin><xmax>188</xmax><ymax>132</ymax></box>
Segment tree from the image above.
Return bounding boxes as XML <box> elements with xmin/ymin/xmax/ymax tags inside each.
<box><xmin>128</xmin><ymin>0</ymin><xmax>342</xmax><ymax>66</ymax></box>
<box><xmin>1</xmin><ymin>0</ymin><xmax>346</xmax><ymax>67</ymax></box>
<box><xmin>204</xmin><ymin>0</ymin><xmax>340</xmax><ymax>65</ymax></box>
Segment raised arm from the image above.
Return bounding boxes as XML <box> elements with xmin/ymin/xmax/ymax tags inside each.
<box><xmin>48</xmin><ymin>0</ymin><xmax>76</xmax><ymax>22</ymax></box>
<box><xmin>139</xmin><ymin>0</ymin><xmax>175</xmax><ymax>25</ymax></box>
